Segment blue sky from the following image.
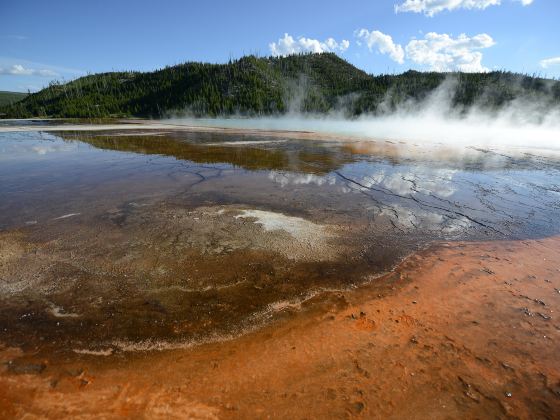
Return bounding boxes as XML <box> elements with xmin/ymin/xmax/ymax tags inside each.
<box><xmin>1</xmin><ymin>0</ymin><xmax>559</xmax><ymax>92</ymax></box>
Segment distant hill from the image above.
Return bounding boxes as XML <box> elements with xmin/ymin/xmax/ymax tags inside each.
<box><xmin>0</xmin><ymin>91</ymin><xmax>28</xmax><ymax>107</ymax></box>
<box><xmin>1</xmin><ymin>53</ymin><xmax>558</xmax><ymax>118</ymax></box>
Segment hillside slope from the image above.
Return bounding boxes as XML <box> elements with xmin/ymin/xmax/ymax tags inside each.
<box><xmin>1</xmin><ymin>53</ymin><xmax>559</xmax><ymax>118</ymax></box>
<box><xmin>0</xmin><ymin>91</ymin><xmax>27</xmax><ymax>107</ymax></box>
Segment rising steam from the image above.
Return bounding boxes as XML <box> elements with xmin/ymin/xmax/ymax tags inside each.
<box><xmin>165</xmin><ymin>76</ymin><xmax>560</xmax><ymax>154</ymax></box>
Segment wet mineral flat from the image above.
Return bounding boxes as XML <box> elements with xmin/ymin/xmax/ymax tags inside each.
<box><xmin>1</xmin><ymin>125</ymin><xmax>560</xmax><ymax>356</ymax></box>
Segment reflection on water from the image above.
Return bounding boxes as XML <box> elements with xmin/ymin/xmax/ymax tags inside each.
<box><xmin>46</xmin><ymin>129</ymin><xmax>560</xmax><ymax>238</ymax></box>
<box><xmin>1</xmin><ymin>128</ymin><xmax>560</xmax><ymax>355</ymax></box>
<box><xmin>55</xmin><ymin>130</ymin><xmax>357</xmax><ymax>174</ymax></box>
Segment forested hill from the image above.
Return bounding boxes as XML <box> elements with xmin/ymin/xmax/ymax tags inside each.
<box><xmin>0</xmin><ymin>91</ymin><xmax>28</xmax><ymax>106</ymax></box>
<box><xmin>1</xmin><ymin>53</ymin><xmax>559</xmax><ymax>118</ymax></box>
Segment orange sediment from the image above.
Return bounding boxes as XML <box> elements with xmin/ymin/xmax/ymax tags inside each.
<box><xmin>1</xmin><ymin>236</ymin><xmax>559</xmax><ymax>418</ymax></box>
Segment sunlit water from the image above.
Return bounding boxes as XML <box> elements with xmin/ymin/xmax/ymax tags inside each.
<box><xmin>166</xmin><ymin>116</ymin><xmax>560</xmax><ymax>155</ymax></box>
<box><xmin>1</xmin><ymin>126</ymin><xmax>560</xmax><ymax>354</ymax></box>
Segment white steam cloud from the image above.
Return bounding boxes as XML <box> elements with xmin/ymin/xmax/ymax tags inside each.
<box><xmin>166</xmin><ymin>78</ymin><xmax>560</xmax><ymax>157</ymax></box>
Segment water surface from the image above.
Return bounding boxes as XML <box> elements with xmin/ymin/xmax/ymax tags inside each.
<box><xmin>1</xmin><ymin>126</ymin><xmax>559</xmax><ymax>354</ymax></box>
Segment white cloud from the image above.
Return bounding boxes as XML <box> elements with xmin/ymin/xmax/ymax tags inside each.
<box><xmin>395</xmin><ymin>0</ymin><xmax>533</xmax><ymax>16</ymax></box>
<box><xmin>540</xmin><ymin>57</ymin><xmax>560</xmax><ymax>69</ymax></box>
<box><xmin>355</xmin><ymin>30</ymin><xmax>494</xmax><ymax>72</ymax></box>
<box><xmin>355</xmin><ymin>29</ymin><xmax>405</xmax><ymax>64</ymax></box>
<box><xmin>405</xmin><ymin>32</ymin><xmax>495</xmax><ymax>72</ymax></box>
<box><xmin>0</xmin><ymin>64</ymin><xmax>58</xmax><ymax>77</ymax></box>
<box><xmin>268</xmin><ymin>171</ymin><xmax>337</xmax><ymax>188</ymax></box>
<box><xmin>269</xmin><ymin>33</ymin><xmax>350</xmax><ymax>57</ymax></box>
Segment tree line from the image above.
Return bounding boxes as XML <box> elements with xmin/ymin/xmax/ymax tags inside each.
<box><xmin>1</xmin><ymin>53</ymin><xmax>558</xmax><ymax>119</ymax></box>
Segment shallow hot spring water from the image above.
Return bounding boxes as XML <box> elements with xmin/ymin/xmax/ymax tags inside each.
<box><xmin>1</xmin><ymin>125</ymin><xmax>560</xmax><ymax>355</ymax></box>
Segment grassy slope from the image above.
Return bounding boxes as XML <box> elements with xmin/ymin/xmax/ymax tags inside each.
<box><xmin>0</xmin><ymin>91</ymin><xmax>28</xmax><ymax>107</ymax></box>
